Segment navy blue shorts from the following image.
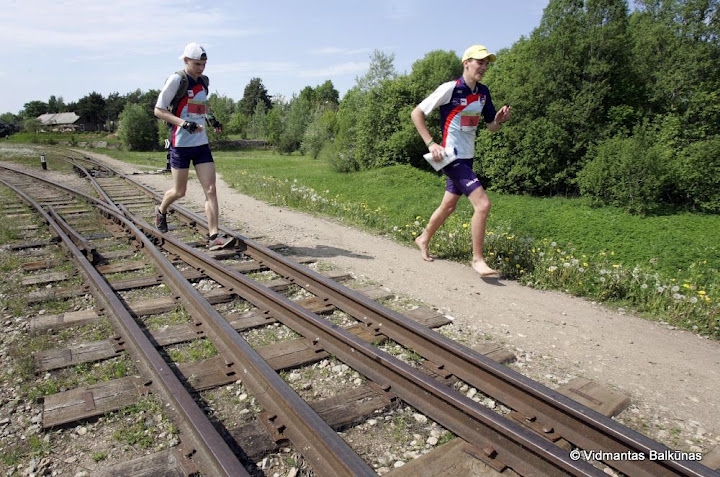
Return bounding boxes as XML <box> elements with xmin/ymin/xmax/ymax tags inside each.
<box><xmin>443</xmin><ymin>158</ymin><xmax>482</xmax><ymax>196</ymax></box>
<box><xmin>169</xmin><ymin>144</ymin><xmax>214</xmax><ymax>170</ymax></box>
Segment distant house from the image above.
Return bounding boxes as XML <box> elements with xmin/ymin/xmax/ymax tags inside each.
<box><xmin>37</xmin><ymin>112</ymin><xmax>81</xmax><ymax>131</ymax></box>
<box><xmin>36</xmin><ymin>112</ymin><xmax>104</xmax><ymax>132</ymax></box>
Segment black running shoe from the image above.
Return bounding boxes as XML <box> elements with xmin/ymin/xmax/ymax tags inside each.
<box><xmin>155</xmin><ymin>206</ymin><xmax>168</xmax><ymax>233</ymax></box>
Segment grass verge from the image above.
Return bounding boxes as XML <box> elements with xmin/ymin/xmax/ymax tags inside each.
<box><xmin>8</xmin><ymin>145</ymin><xmax>718</xmax><ymax>339</ymax></box>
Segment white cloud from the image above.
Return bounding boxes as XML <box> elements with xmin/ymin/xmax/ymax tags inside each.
<box><xmin>0</xmin><ymin>0</ymin><xmax>256</xmax><ymax>54</ymax></box>
<box><xmin>213</xmin><ymin>61</ymin><xmax>294</xmax><ymax>75</ymax></box>
<box><xmin>297</xmin><ymin>62</ymin><xmax>369</xmax><ymax>78</ymax></box>
<box><xmin>0</xmin><ymin>0</ymin><xmax>548</xmax><ymax>113</ymax></box>
<box><xmin>309</xmin><ymin>47</ymin><xmax>372</xmax><ymax>56</ymax></box>
<box><xmin>212</xmin><ymin>58</ymin><xmax>367</xmax><ymax>80</ymax></box>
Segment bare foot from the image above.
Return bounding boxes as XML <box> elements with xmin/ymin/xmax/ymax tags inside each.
<box><xmin>415</xmin><ymin>236</ymin><xmax>434</xmax><ymax>262</ymax></box>
<box><xmin>472</xmin><ymin>259</ymin><xmax>500</xmax><ymax>277</ymax></box>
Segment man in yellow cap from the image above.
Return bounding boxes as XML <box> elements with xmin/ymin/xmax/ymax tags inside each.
<box><xmin>411</xmin><ymin>44</ymin><xmax>512</xmax><ymax>278</ymax></box>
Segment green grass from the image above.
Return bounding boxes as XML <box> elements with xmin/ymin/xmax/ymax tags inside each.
<box><xmin>5</xmin><ymin>144</ymin><xmax>718</xmax><ymax>338</ymax></box>
<box><xmin>494</xmin><ymin>194</ymin><xmax>719</xmax><ymax>276</ymax></box>
<box><xmin>0</xmin><ymin>146</ymin><xmax>88</xmax><ymax>176</ymax></box>
<box><xmin>209</xmin><ymin>150</ymin><xmax>719</xmax><ymax>273</ymax></box>
<box><xmin>213</xmin><ymin>150</ymin><xmax>718</xmax><ymax>338</ymax></box>
<box><xmin>111</xmin><ymin>397</ymin><xmax>174</xmax><ymax>450</ymax></box>
<box><xmin>5</xmin><ymin>131</ymin><xmax>122</xmax><ymax>148</ymax></box>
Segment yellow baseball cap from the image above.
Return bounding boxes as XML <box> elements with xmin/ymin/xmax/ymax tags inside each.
<box><xmin>461</xmin><ymin>45</ymin><xmax>496</xmax><ymax>63</ymax></box>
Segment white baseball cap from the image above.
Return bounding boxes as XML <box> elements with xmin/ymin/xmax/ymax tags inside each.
<box><xmin>180</xmin><ymin>42</ymin><xmax>207</xmax><ymax>60</ymax></box>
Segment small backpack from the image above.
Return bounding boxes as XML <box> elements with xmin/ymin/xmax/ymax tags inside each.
<box><xmin>167</xmin><ymin>70</ymin><xmax>209</xmax><ymax>120</ymax></box>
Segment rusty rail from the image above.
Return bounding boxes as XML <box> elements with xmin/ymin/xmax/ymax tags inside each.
<box><xmin>121</xmin><ymin>167</ymin><xmax>715</xmax><ymax>477</ymax></box>
<box><xmin>0</xmin><ymin>173</ymin><xmax>251</xmax><ymax>476</ymax></box>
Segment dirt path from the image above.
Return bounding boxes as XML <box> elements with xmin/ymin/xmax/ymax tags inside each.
<box><xmin>86</xmin><ymin>151</ymin><xmax>720</xmax><ymax>458</ymax></box>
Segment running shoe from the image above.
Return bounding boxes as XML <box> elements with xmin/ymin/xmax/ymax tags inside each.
<box><xmin>155</xmin><ymin>206</ymin><xmax>168</xmax><ymax>233</ymax></box>
<box><xmin>207</xmin><ymin>234</ymin><xmax>236</xmax><ymax>251</ymax></box>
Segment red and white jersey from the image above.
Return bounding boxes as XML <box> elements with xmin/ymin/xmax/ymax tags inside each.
<box><xmin>156</xmin><ymin>73</ymin><xmax>209</xmax><ymax>148</ymax></box>
<box><xmin>418</xmin><ymin>77</ymin><xmax>496</xmax><ymax>159</ymax></box>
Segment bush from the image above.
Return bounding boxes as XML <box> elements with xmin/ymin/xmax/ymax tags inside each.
<box><xmin>301</xmin><ymin>107</ymin><xmax>334</xmax><ymax>159</ymax></box>
<box><xmin>325</xmin><ymin>142</ymin><xmax>359</xmax><ymax>172</ymax></box>
<box><xmin>333</xmin><ymin>88</ymin><xmax>365</xmax><ymax>172</ymax></box>
<box><xmin>354</xmin><ymin>78</ymin><xmax>416</xmax><ymax>169</ymax></box>
<box><xmin>277</xmin><ymin>134</ymin><xmax>301</xmax><ymax>155</ymax></box>
<box><xmin>478</xmin><ymin>117</ymin><xmax>572</xmax><ymax>196</ymax></box>
<box><xmin>674</xmin><ymin>137</ymin><xmax>720</xmax><ymax>213</ymax></box>
<box><xmin>118</xmin><ymin>103</ymin><xmax>158</xmax><ymax>151</ymax></box>
<box><xmin>577</xmin><ymin>129</ymin><xmax>670</xmax><ymax>214</ymax></box>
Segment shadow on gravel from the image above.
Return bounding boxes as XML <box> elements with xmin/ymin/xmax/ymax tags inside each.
<box><xmin>480</xmin><ymin>276</ymin><xmax>507</xmax><ymax>287</ymax></box>
<box><xmin>287</xmin><ymin>245</ymin><xmax>373</xmax><ymax>260</ymax></box>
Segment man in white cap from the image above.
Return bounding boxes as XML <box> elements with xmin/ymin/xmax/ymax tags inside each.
<box><xmin>411</xmin><ymin>44</ymin><xmax>512</xmax><ymax>278</ymax></box>
<box><xmin>154</xmin><ymin>42</ymin><xmax>232</xmax><ymax>250</ymax></box>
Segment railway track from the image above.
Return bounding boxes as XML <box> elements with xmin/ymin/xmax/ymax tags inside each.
<box><xmin>0</xmin><ymin>155</ymin><xmax>717</xmax><ymax>477</ymax></box>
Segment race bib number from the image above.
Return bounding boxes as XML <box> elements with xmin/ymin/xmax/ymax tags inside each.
<box><xmin>187</xmin><ymin>99</ymin><xmax>207</xmax><ymax>118</ymax></box>
<box><xmin>460</xmin><ymin>112</ymin><xmax>480</xmax><ymax>131</ymax></box>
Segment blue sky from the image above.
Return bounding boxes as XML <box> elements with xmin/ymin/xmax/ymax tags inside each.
<box><xmin>1</xmin><ymin>0</ymin><xmax>548</xmax><ymax>115</ymax></box>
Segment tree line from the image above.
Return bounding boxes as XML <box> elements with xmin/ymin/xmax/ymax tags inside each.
<box><xmin>326</xmin><ymin>0</ymin><xmax>720</xmax><ymax>215</ymax></box>
<box><xmin>3</xmin><ymin>0</ymin><xmax>718</xmax><ymax>215</ymax></box>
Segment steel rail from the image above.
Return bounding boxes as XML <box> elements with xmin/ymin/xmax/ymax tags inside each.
<box><xmin>115</xmin><ymin>205</ymin><xmax>377</xmax><ymax>477</ymax></box>
<box><xmin>130</xmin><ymin>209</ymin><xmax>605</xmax><ymax>477</ymax></box>
<box><xmin>0</xmin><ymin>175</ymin><xmax>251</xmax><ymax>476</ymax></box>
<box><xmin>126</xmin><ymin>179</ymin><xmax>717</xmax><ymax>477</ymax></box>
<box><xmin>65</xmin><ymin>157</ymin><xmax>719</xmax><ymax>476</ymax></box>
<box><xmin>237</xmin><ymin>229</ymin><xmax>717</xmax><ymax>477</ymax></box>
<box><xmin>44</xmin><ymin>157</ymin><xmax>583</xmax><ymax>475</ymax></box>
<box><xmin>2</xmin><ymin>166</ymin><xmax>377</xmax><ymax>476</ymax></box>
<box><xmin>42</xmin><ymin>201</ymin><xmax>97</xmax><ymax>262</ymax></box>
<box><xmin>68</xmin><ymin>157</ymin><xmax>120</xmax><ymax>212</ymax></box>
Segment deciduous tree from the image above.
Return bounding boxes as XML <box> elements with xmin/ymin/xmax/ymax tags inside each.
<box><xmin>355</xmin><ymin>50</ymin><xmax>397</xmax><ymax>92</ymax></box>
<box><xmin>75</xmin><ymin>92</ymin><xmax>106</xmax><ymax>129</ymax></box>
<box><xmin>22</xmin><ymin>100</ymin><xmax>49</xmax><ymax>119</ymax></box>
<box><xmin>237</xmin><ymin>78</ymin><xmax>272</xmax><ymax>117</ymax></box>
